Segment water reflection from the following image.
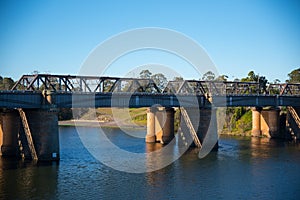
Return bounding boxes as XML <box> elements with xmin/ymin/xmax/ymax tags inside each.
<box><xmin>0</xmin><ymin>158</ymin><xmax>58</xmax><ymax>199</ymax></box>
<box><xmin>145</xmin><ymin>143</ymin><xmax>167</xmax><ymax>187</ymax></box>
<box><xmin>1</xmin><ymin>127</ymin><xmax>300</xmax><ymax>199</ymax></box>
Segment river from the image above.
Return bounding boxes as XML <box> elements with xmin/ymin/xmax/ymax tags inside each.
<box><xmin>1</xmin><ymin>126</ymin><xmax>300</xmax><ymax>199</ymax></box>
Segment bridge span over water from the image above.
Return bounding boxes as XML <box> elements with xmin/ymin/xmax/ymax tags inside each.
<box><xmin>1</xmin><ymin>74</ymin><xmax>300</xmax><ymax>108</ymax></box>
<box><xmin>0</xmin><ymin>74</ymin><xmax>300</xmax><ymax>161</ymax></box>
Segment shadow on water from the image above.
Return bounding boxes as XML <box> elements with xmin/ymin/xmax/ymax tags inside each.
<box><xmin>0</xmin><ymin>158</ymin><xmax>58</xmax><ymax>200</ymax></box>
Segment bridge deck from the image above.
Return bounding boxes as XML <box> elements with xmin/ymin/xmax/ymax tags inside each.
<box><xmin>1</xmin><ymin>91</ymin><xmax>299</xmax><ymax>108</ymax></box>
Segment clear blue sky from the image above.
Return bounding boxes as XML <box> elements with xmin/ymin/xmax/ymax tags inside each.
<box><xmin>0</xmin><ymin>0</ymin><xmax>299</xmax><ymax>82</ymax></box>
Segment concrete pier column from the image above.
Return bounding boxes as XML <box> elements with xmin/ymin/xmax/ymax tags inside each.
<box><xmin>25</xmin><ymin>109</ymin><xmax>59</xmax><ymax>161</ymax></box>
<box><xmin>252</xmin><ymin>107</ymin><xmax>262</xmax><ymax>137</ymax></box>
<box><xmin>0</xmin><ymin>113</ymin><xmax>3</xmax><ymax>156</ymax></box>
<box><xmin>154</xmin><ymin>107</ymin><xmax>165</xmax><ymax>143</ymax></box>
<box><xmin>161</xmin><ymin>107</ymin><xmax>175</xmax><ymax>144</ymax></box>
<box><xmin>182</xmin><ymin>107</ymin><xmax>200</xmax><ymax>139</ymax></box>
<box><xmin>185</xmin><ymin>107</ymin><xmax>211</xmax><ymax>143</ymax></box>
<box><xmin>199</xmin><ymin>108</ymin><xmax>219</xmax><ymax>150</ymax></box>
<box><xmin>180</xmin><ymin>107</ymin><xmax>218</xmax><ymax>149</ymax></box>
<box><xmin>261</xmin><ymin>108</ymin><xmax>280</xmax><ymax>138</ymax></box>
<box><xmin>0</xmin><ymin>110</ymin><xmax>20</xmax><ymax>157</ymax></box>
<box><xmin>199</xmin><ymin>108</ymin><xmax>212</xmax><ymax>142</ymax></box>
<box><xmin>146</xmin><ymin>107</ymin><xmax>156</xmax><ymax>143</ymax></box>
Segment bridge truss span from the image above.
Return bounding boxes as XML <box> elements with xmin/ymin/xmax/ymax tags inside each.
<box><xmin>10</xmin><ymin>74</ymin><xmax>300</xmax><ymax>96</ymax></box>
<box><xmin>0</xmin><ymin>74</ymin><xmax>299</xmax><ymax>109</ymax></box>
<box><xmin>11</xmin><ymin>74</ymin><xmax>161</xmax><ymax>93</ymax></box>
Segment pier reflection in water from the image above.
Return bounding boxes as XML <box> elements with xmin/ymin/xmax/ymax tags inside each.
<box><xmin>0</xmin><ymin>159</ymin><xmax>58</xmax><ymax>199</ymax></box>
<box><xmin>0</xmin><ymin>126</ymin><xmax>300</xmax><ymax>199</ymax></box>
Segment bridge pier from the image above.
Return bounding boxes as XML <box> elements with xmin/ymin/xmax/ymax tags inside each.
<box><xmin>261</xmin><ymin>108</ymin><xmax>280</xmax><ymax>138</ymax></box>
<box><xmin>179</xmin><ymin>107</ymin><xmax>218</xmax><ymax>149</ymax></box>
<box><xmin>0</xmin><ymin>108</ymin><xmax>59</xmax><ymax>161</ymax></box>
<box><xmin>154</xmin><ymin>107</ymin><xmax>164</xmax><ymax>143</ymax></box>
<box><xmin>182</xmin><ymin>108</ymin><xmax>213</xmax><ymax>143</ymax></box>
<box><xmin>252</xmin><ymin>107</ymin><xmax>280</xmax><ymax>138</ymax></box>
<box><xmin>23</xmin><ymin>109</ymin><xmax>60</xmax><ymax>161</ymax></box>
<box><xmin>146</xmin><ymin>107</ymin><xmax>156</xmax><ymax>143</ymax></box>
<box><xmin>252</xmin><ymin>107</ymin><xmax>262</xmax><ymax>137</ymax></box>
<box><xmin>0</xmin><ymin>109</ymin><xmax>20</xmax><ymax>157</ymax></box>
<box><xmin>146</xmin><ymin>107</ymin><xmax>175</xmax><ymax>144</ymax></box>
<box><xmin>199</xmin><ymin>108</ymin><xmax>213</xmax><ymax>142</ymax></box>
<box><xmin>162</xmin><ymin>107</ymin><xmax>175</xmax><ymax>144</ymax></box>
<box><xmin>0</xmin><ymin>115</ymin><xmax>1</xmax><ymax>155</ymax></box>
<box><xmin>286</xmin><ymin>107</ymin><xmax>300</xmax><ymax>139</ymax></box>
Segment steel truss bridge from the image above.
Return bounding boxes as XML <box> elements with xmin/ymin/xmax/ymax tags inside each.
<box><xmin>1</xmin><ymin>74</ymin><xmax>300</xmax><ymax>109</ymax></box>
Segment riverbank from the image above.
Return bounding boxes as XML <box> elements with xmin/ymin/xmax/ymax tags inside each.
<box><xmin>59</xmin><ymin>119</ymin><xmax>253</xmax><ymax>137</ymax></box>
<box><xmin>59</xmin><ymin>119</ymin><xmax>146</xmax><ymax>129</ymax></box>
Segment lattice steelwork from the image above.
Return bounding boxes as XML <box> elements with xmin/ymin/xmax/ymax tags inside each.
<box><xmin>163</xmin><ymin>80</ymin><xmax>268</xmax><ymax>95</ymax></box>
<box><xmin>268</xmin><ymin>83</ymin><xmax>300</xmax><ymax>95</ymax></box>
<box><xmin>11</xmin><ymin>74</ymin><xmax>161</xmax><ymax>93</ymax></box>
<box><xmin>10</xmin><ymin>74</ymin><xmax>300</xmax><ymax>95</ymax></box>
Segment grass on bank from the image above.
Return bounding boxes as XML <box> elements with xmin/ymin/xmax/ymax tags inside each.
<box><xmin>64</xmin><ymin>107</ymin><xmax>254</xmax><ymax>135</ymax></box>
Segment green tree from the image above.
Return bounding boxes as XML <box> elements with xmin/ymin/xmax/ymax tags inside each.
<box><xmin>273</xmin><ymin>79</ymin><xmax>281</xmax><ymax>84</ymax></box>
<box><xmin>241</xmin><ymin>70</ymin><xmax>268</xmax><ymax>93</ymax></box>
<box><xmin>139</xmin><ymin>69</ymin><xmax>152</xmax><ymax>79</ymax></box>
<box><xmin>173</xmin><ymin>76</ymin><xmax>184</xmax><ymax>81</ymax></box>
<box><xmin>241</xmin><ymin>70</ymin><xmax>258</xmax><ymax>82</ymax></box>
<box><xmin>287</xmin><ymin>68</ymin><xmax>300</xmax><ymax>83</ymax></box>
<box><xmin>216</xmin><ymin>75</ymin><xmax>228</xmax><ymax>81</ymax></box>
<box><xmin>202</xmin><ymin>71</ymin><xmax>215</xmax><ymax>81</ymax></box>
<box><xmin>0</xmin><ymin>77</ymin><xmax>15</xmax><ymax>90</ymax></box>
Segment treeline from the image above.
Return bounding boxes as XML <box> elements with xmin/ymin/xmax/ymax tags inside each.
<box><xmin>0</xmin><ymin>76</ymin><xmax>15</xmax><ymax>90</ymax></box>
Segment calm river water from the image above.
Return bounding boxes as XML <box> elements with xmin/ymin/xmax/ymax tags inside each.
<box><xmin>1</xmin><ymin>126</ymin><xmax>300</xmax><ymax>200</ymax></box>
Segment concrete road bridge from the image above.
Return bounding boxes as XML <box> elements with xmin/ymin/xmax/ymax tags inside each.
<box><xmin>0</xmin><ymin>74</ymin><xmax>300</xmax><ymax>161</ymax></box>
